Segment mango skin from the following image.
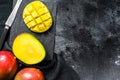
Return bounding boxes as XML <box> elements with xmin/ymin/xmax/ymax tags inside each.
<box><xmin>12</xmin><ymin>33</ymin><xmax>46</xmax><ymax>65</ymax></box>
<box><xmin>23</xmin><ymin>1</ymin><xmax>53</xmax><ymax>33</ymax></box>
<box><xmin>14</xmin><ymin>68</ymin><xmax>45</xmax><ymax>80</ymax></box>
<box><xmin>0</xmin><ymin>51</ymin><xmax>18</xmax><ymax>80</ymax></box>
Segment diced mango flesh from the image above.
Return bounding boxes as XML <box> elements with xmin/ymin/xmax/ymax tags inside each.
<box><xmin>23</xmin><ymin>1</ymin><xmax>53</xmax><ymax>33</ymax></box>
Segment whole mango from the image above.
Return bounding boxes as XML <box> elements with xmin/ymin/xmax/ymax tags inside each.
<box><xmin>0</xmin><ymin>50</ymin><xmax>18</xmax><ymax>80</ymax></box>
<box><xmin>14</xmin><ymin>68</ymin><xmax>45</xmax><ymax>80</ymax></box>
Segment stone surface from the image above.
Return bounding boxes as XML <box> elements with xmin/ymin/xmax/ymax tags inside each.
<box><xmin>55</xmin><ymin>0</ymin><xmax>120</xmax><ymax>80</ymax></box>
<box><xmin>1</xmin><ymin>0</ymin><xmax>120</xmax><ymax>80</ymax></box>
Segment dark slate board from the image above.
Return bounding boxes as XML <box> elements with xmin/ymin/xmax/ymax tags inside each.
<box><xmin>8</xmin><ymin>0</ymin><xmax>57</xmax><ymax>61</ymax></box>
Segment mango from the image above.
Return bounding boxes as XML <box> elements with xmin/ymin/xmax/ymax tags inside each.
<box><xmin>14</xmin><ymin>68</ymin><xmax>45</xmax><ymax>80</ymax></box>
<box><xmin>12</xmin><ymin>33</ymin><xmax>46</xmax><ymax>65</ymax></box>
<box><xmin>23</xmin><ymin>1</ymin><xmax>53</xmax><ymax>33</ymax></box>
<box><xmin>0</xmin><ymin>50</ymin><xmax>18</xmax><ymax>80</ymax></box>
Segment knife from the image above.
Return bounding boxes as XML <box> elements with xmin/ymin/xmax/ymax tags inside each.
<box><xmin>0</xmin><ymin>0</ymin><xmax>23</xmax><ymax>50</ymax></box>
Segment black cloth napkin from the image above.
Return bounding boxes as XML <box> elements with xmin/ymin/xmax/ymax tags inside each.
<box><xmin>0</xmin><ymin>0</ymin><xmax>80</xmax><ymax>80</ymax></box>
<box><xmin>0</xmin><ymin>0</ymin><xmax>13</xmax><ymax>37</ymax></box>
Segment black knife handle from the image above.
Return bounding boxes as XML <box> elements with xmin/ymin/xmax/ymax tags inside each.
<box><xmin>0</xmin><ymin>26</ymin><xmax>9</xmax><ymax>50</ymax></box>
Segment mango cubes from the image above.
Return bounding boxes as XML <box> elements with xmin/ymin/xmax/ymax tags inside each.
<box><xmin>23</xmin><ymin>1</ymin><xmax>53</xmax><ymax>33</ymax></box>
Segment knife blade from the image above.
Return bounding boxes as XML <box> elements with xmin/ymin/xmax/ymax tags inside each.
<box><xmin>0</xmin><ymin>0</ymin><xmax>23</xmax><ymax>50</ymax></box>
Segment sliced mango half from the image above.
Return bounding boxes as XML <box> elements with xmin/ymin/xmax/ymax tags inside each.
<box><xmin>23</xmin><ymin>1</ymin><xmax>53</xmax><ymax>33</ymax></box>
<box><xmin>12</xmin><ymin>33</ymin><xmax>46</xmax><ymax>65</ymax></box>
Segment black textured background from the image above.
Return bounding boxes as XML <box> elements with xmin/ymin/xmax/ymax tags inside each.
<box><xmin>1</xmin><ymin>0</ymin><xmax>120</xmax><ymax>80</ymax></box>
<box><xmin>55</xmin><ymin>0</ymin><xmax>120</xmax><ymax>80</ymax></box>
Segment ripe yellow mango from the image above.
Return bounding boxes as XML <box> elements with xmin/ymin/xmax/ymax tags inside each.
<box><xmin>23</xmin><ymin>1</ymin><xmax>53</xmax><ymax>33</ymax></box>
<box><xmin>12</xmin><ymin>33</ymin><xmax>46</xmax><ymax>65</ymax></box>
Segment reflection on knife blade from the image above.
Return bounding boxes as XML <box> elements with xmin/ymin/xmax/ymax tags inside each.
<box><xmin>0</xmin><ymin>0</ymin><xmax>23</xmax><ymax>50</ymax></box>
